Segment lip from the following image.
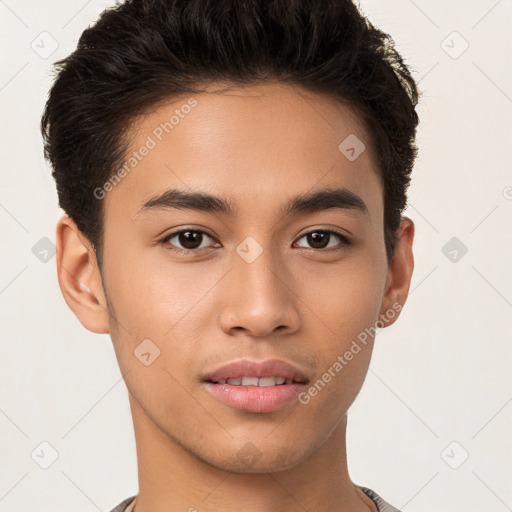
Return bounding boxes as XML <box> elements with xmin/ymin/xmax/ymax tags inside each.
<box><xmin>204</xmin><ymin>381</ymin><xmax>308</xmax><ymax>413</ymax></box>
<box><xmin>202</xmin><ymin>358</ymin><xmax>310</xmax><ymax>383</ymax></box>
<box><xmin>202</xmin><ymin>358</ymin><xmax>310</xmax><ymax>413</ymax></box>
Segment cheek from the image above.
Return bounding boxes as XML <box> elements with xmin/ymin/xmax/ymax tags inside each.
<box><xmin>295</xmin><ymin>258</ymin><xmax>384</xmax><ymax>399</ymax></box>
<box><xmin>103</xmin><ymin>250</ymin><xmax>218</xmax><ymax>381</ymax></box>
<box><xmin>104</xmin><ymin>242</ymin><xmax>208</xmax><ymax>333</ymax></box>
<box><xmin>297</xmin><ymin>257</ymin><xmax>385</xmax><ymax>343</ymax></box>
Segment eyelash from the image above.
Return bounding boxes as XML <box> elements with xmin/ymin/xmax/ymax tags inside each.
<box><xmin>158</xmin><ymin>228</ymin><xmax>351</xmax><ymax>255</ymax></box>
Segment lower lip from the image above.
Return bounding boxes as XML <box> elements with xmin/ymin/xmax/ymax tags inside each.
<box><xmin>203</xmin><ymin>382</ymin><xmax>308</xmax><ymax>413</ymax></box>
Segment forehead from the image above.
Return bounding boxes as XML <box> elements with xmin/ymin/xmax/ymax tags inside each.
<box><xmin>103</xmin><ymin>82</ymin><xmax>383</xmax><ymax>224</ymax></box>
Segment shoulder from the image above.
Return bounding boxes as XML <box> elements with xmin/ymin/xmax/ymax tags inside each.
<box><xmin>108</xmin><ymin>495</ymin><xmax>137</xmax><ymax>512</ymax></box>
<box><xmin>359</xmin><ymin>486</ymin><xmax>403</xmax><ymax>512</ymax></box>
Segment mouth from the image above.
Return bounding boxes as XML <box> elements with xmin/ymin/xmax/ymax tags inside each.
<box><xmin>202</xmin><ymin>358</ymin><xmax>310</xmax><ymax>413</ymax></box>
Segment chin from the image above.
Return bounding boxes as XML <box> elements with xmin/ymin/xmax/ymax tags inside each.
<box><xmin>197</xmin><ymin>442</ymin><xmax>310</xmax><ymax>474</ymax></box>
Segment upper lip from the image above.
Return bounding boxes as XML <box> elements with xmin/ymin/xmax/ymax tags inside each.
<box><xmin>203</xmin><ymin>358</ymin><xmax>310</xmax><ymax>383</ymax></box>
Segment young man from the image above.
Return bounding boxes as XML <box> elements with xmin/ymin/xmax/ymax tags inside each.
<box><xmin>41</xmin><ymin>0</ymin><xmax>419</xmax><ymax>510</ymax></box>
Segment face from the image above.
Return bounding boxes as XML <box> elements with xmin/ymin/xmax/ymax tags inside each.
<box><xmin>59</xmin><ymin>82</ymin><xmax>414</xmax><ymax>473</ymax></box>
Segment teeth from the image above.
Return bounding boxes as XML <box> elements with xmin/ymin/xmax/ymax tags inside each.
<box><xmin>241</xmin><ymin>376</ymin><xmax>259</xmax><ymax>386</ymax></box>
<box><xmin>257</xmin><ymin>377</ymin><xmax>278</xmax><ymax>387</ymax></box>
<box><xmin>215</xmin><ymin>376</ymin><xmax>291</xmax><ymax>386</ymax></box>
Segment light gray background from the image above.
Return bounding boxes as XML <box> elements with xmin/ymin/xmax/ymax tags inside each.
<box><xmin>1</xmin><ymin>1</ymin><xmax>511</xmax><ymax>511</ymax></box>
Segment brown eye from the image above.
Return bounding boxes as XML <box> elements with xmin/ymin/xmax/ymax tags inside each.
<box><xmin>175</xmin><ymin>230</ymin><xmax>204</xmax><ymax>250</ymax></box>
<box><xmin>294</xmin><ymin>230</ymin><xmax>350</xmax><ymax>250</ymax></box>
<box><xmin>161</xmin><ymin>229</ymin><xmax>216</xmax><ymax>253</ymax></box>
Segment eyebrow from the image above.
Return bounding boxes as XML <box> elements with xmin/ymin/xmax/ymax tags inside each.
<box><xmin>136</xmin><ymin>187</ymin><xmax>369</xmax><ymax>218</ymax></box>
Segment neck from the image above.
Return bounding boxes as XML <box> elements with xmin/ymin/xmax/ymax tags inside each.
<box><xmin>128</xmin><ymin>392</ymin><xmax>377</xmax><ymax>512</ymax></box>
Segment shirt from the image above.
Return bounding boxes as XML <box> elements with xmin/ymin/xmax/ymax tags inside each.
<box><xmin>108</xmin><ymin>486</ymin><xmax>402</xmax><ymax>512</ymax></box>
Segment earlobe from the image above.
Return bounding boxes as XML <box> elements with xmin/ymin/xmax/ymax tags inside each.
<box><xmin>55</xmin><ymin>214</ymin><xmax>110</xmax><ymax>334</ymax></box>
<box><xmin>379</xmin><ymin>217</ymin><xmax>415</xmax><ymax>328</ymax></box>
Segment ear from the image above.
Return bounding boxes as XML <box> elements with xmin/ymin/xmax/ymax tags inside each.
<box><xmin>55</xmin><ymin>213</ymin><xmax>110</xmax><ymax>334</ymax></box>
<box><xmin>378</xmin><ymin>216</ymin><xmax>415</xmax><ymax>328</ymax></box>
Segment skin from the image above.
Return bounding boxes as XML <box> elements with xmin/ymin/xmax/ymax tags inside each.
<box><xmin>56</xmin><ymin>82</ymin><xmax>414</xmax><ymax>512</ymax></box>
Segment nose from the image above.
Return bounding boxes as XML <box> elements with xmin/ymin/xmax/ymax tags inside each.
<box><xmin>217</xmin><ymin>246</ymin><xmax>301</xmax><ymax>338</ymax></box>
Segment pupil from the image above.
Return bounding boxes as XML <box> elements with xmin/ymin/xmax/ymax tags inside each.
<box><xmin>180</xmin><ymin>231</ymin><xmax>202</xmax><ymax>249</ymax></box>
<box><xmin>308</xmin><ymin>232</ymin><xmax>328</xmax><ymax>249</ymax></box>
